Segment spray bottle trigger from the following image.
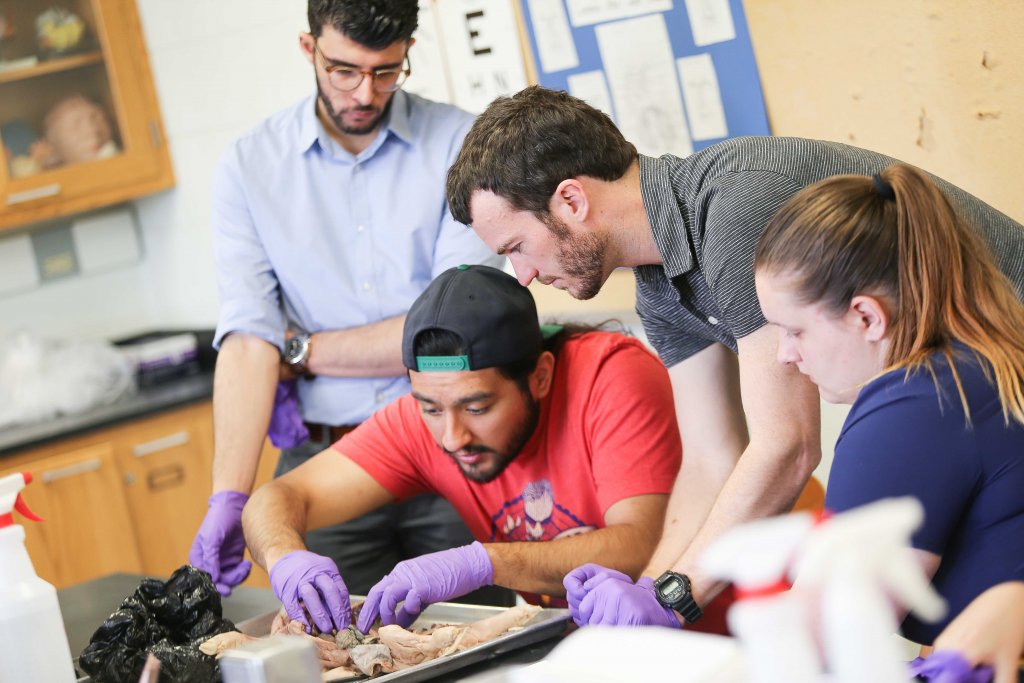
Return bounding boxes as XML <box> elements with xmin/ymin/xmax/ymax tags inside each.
<box><xmin>14</xmin><ymin>494</ymin><xmax>43</xmax><ymax>522</ymax></box>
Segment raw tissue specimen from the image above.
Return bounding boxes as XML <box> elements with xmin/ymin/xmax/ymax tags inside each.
<box><xmin>201</xmin><ymin>603</ymin><xmax>542</xmax><ymax>680</ymax></box>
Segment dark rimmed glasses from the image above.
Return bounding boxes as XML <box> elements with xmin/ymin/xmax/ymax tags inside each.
<box><xmin>313</xmin><ymin>41</ymin><xmax>411</xmax><ymax>93</ymax></box>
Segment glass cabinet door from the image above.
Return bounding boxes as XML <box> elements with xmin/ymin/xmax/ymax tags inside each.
<box><xmin>0</xmin><ymin>0</ymin><xmax>173</xmax><ymax>229</ymax></box>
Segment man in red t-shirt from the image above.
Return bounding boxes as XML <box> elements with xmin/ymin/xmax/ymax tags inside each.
<box><xmin>243</xmin><ymin>265</ymin><xmax>681</xmax><ymax>635</ymax></box>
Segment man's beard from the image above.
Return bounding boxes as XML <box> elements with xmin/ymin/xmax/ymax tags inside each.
<box><xmin>316</xmin><ymin>77</ymin><xmax>393</xmax><ymax>136</ymax></box>
<box><xmin>545</xmin><ymin>215</ymin><xmax>609</xmax><ymax>300</ymax></box>
<box><xmin>445</xmin><ymin>393</ymin><xmax>541</xmax><ymax>484</ymax></box>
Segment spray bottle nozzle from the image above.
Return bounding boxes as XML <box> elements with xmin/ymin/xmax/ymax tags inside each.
<box><xmin>0</xmin><ymin>472</ymin><xmax>44</xmax><ymax>528</ymax></box>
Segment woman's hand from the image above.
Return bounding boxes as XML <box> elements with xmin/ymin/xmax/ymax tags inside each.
<box><xmin>932</xmin><ymin>581</ymin><xmax>1024</xmax><ymax>683</ymax></box>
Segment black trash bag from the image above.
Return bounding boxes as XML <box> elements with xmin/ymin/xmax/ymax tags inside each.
<box><xmin>76</xmin><ymin>600</ymin><xmax>165</xmax><ymax>680</ymax></box>
<box><xmin>79</xmin><ymin>565</ymin><xmax>237</xmax><ymax>683</ymax></box>
<box><xmin>138</xmin><ymin>567</ymin><xmax>231</xmax><ymax>642</ymax></box>
<box><xmin>147</xmin><ymin>639</ymin><xmax>221</xmax><ymax>683</ymax></box>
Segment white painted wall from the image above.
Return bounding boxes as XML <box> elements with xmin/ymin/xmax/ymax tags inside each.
<box><xmin>130</xmin><ymin>0</ymin><xmax>315</xmax><ymax>335</ymax></box>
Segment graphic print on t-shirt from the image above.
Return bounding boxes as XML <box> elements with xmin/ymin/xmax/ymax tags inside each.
<box><xmin>489</xmin><ymin>479</ymin><xmax>596</xmax><ymax>542</ymax></box>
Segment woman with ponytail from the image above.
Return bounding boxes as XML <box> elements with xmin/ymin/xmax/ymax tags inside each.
<box><xmin>754</xmin><ymin>163</ymin><xmax>1024</xmax><ymax>649</ymax></box>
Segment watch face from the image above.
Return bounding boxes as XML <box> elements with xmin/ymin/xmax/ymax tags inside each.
<box><xmin>284</xmin><ymin>335</ymin><xmax>307</xmax><ymax>364</ymax></box>
<box><xmin>659</xmin><ymin>576</ymin><xmax>683</xmax><ymax>596</ymax></box>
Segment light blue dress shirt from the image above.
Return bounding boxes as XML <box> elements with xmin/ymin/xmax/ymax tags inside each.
<box><xmin>212</xmin><ymin>90</ymin><xmax>502</xmax><ymax>425</ymax></box>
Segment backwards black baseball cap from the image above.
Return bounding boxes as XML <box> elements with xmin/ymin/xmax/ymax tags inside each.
<box><xmin>403</xmin><ymin>265</ymin><xmax>557</xmax><ymax>372</ymax></box>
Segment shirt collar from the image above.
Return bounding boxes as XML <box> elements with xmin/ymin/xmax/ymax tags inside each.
<box><xmin>638</xmin><ymin>154</ymin><xmax>695</xmax><ymax>279</ymax></box>
<box><xmin>297</xmin><ymin>95</ymin><xmax>321</xmax><ymax>154</ymax></box>
<box><xmin>385</xmin><ymin>90</ymin><xmax>414</xmax><ymax>145</ymax></box>
<box><xmin>295</xmin><ymin>90</ymin><xmax>415</xmax><ymax>157</ymax></box>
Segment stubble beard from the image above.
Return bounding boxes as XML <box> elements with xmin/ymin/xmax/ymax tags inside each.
<box><xmin>316</xmin><ymin>77</ymin><xmax>393</xmax><ymax>136</ymax></box>
<box><xmin>446</xmin><ymin>394</ymin><xmax>541</xmax><ymax>484</ymax></box>
<box><xmin>546</xmin><ymin>215</ymin><xmax>609</xmax><ymax>300</ymax></box>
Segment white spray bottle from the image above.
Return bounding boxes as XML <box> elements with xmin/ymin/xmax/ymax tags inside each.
<box><xmin>0</xmin><ymin>471</ymin><xmax>77</xmax><ymax>683</ymax></box>
<box><xmin>793</xmin><ymin>497</ymin><xmax>947</xmax><ymax>683</ymax></box>
<box><xmin>700</xmin><ymin>510</ymin><xmax>823</xmax><ymax>683</ymax></box>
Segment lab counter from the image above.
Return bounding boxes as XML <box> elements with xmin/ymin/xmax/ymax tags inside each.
<box><xmin>0</xmin><ymin>371</ymin><xmax>214</xmax><ymax>456</ymax></box>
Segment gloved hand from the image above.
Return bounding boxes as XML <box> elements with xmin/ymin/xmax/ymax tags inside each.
<box><xmin>189</xmin><ymin>490</ymin><xmax>252</xmax><ymax>596</ymax></box>
<box><xmin>907</xmin><ymin>652</ymin><xmax>993</xmax><ymax>683</ymax></box>
<box><xmin>563</xmin><ymin>563</ymin><xmax>633</xmax><ymax>625</ymax></box>
<box><xmin>267</xmin><ymin>380</ymin><xmax>309</xmax><ymax>449</ymax></box>
<box><xmin>564</xmin><ymin>563</ymin><xmax>680</xmax><ymax>628</ymax></box>
<box><xmin>269</xmin><ymin>550</ymin><xmax>351</xmax><ymax>634</ymax></box>
<box><xmin>358</xmin><ymin>542</ymin><xmax>494</xmax><ymax>632</ymax></box>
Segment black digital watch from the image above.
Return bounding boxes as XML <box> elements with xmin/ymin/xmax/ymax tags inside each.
<box><xmin>653</xmin><ymin>570</ymin><xmax>703</xmax><ymax>624</ymax></box>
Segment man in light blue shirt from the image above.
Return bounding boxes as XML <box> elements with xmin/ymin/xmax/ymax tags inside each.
<box><xmin>190</xmin><ymin>0</ymin><xmax>502</xmax><ymax>598</ymax></box>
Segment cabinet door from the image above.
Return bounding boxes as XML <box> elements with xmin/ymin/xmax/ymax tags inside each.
<box><xmin>0</xmin><ymin>442</ymin><xmax>143</xmax><ymax>587</ymax></box>
<box><xmin>0</xmin><ymin>0</ymin><xmax>173</xmax><ymax>229</ymax></box>
<box><xmin>115</xmin><ymin>406</ymin><xmax>214</xmax><ymax>577</ymax></box>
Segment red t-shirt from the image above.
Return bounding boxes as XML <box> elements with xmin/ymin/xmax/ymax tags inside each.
<box><xmin>334</xmin><ymin>332</ymin><xmax>681</xmax><ymax>543</ymax></box>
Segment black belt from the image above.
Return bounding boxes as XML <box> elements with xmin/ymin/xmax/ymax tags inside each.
<box><xmin>303</xmin><ymin>422</ymin><xmax>359</xmax><ymax>443</ymax></box>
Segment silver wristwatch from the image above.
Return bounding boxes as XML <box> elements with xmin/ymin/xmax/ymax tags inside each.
<box><xmin>282</xmin><ymin>333</ymin><xmax>313</xmax><ymax>376</ymax></box>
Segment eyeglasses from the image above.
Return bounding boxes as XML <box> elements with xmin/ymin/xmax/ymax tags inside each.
<box><xmin>312</xmin><ymin>41</ymin><xmax>411</xmax><ymax>93</ymax></box>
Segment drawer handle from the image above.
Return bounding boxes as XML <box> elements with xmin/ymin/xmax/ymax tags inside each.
<box><xmin>149</xmin><ymin>119</ymin><xmax>163</xmax><ymax>148</ymax></box>
<box><xmin>132</xmin><ymin>431</ymin><xmax>190</xmax><ymax>457</ymax></box>
<box><xmin>42</xmin><ymin>458</ymin><xmax>101</xmax><ymax>483</ymax></box>
<box><xmin>6</xmin><ymin>184</ymin><xmax>62</xmax><ymax>205</ymax></box>
<box><xmin>147</xmin><ymin>463</ymin><xmax>185</xmax><ymax>492</ymax></box>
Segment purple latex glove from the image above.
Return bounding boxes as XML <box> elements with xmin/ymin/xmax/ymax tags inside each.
<box><xmin>189</xmin><ymin>490</ymin><xmax>252</xmax><ymax>596</ymax></box>
<box><xmin>267</xmin><ymin>380</ymin><xmax>309</xmax><ymax>449</ymax></box>
<box><xmin>564</xmin><ymin>563</ymin><xmax>634</xmax><ymax>626</ymax></box>
<box><xmin>908</xmin><ymin>652</ymin><xmax>994</xmax><ymax>683</ymax></box>
<box><xmin>358</xmin><ymin>542</ymin><xmax>494</xmax><ymax>632</ymax></box>
<box><xmin>564</xmin><ymin>563</ymin><xmax>680</xmax><ymax>628</ymax></box>
<box><xmin>269</xmin><ymin>550</ymin><xmax>351</xmax><ymax>634</ymax></box>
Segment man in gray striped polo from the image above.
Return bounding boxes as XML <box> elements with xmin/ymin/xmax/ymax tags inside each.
<box><xmin>445</xmin><ymin>85</ymin><xmax>1024</xmax><ymax>628</ymax></box>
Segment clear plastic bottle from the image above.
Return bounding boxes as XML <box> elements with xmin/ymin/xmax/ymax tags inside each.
<box><xmin>0</xmin><ymin>472</ymin><xmax>77</xmax><ymax>683</ymax></box>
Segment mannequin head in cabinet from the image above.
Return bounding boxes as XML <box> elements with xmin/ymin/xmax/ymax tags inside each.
<box><xmin>43</xmin><ymin>95</ymin><xmax>118</xmax><ymax>166</ymax></box>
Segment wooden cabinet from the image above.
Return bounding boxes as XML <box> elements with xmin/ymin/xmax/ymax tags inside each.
<box><xmin>0</xmin><ymin>0</ymin><xmax>173</xmax><ymax>230</ymax></box>
<box><xmin>4</xmin><ymin>441</ymin><xmax>143</xmax><ymax>587</ymax></box>
<box><xmin>0</xmin><ymin>401</ymin><xmax>279</xmax><ymax>589</ymax></box>
<box><xmin>114</xmin><ymin>406</ymin><xmax>216</xmax><ymax>577</ymax></box>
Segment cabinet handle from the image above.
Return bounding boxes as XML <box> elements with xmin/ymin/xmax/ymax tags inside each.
<box><xmin>149</xmin><ymin>120</ymin><xmax>163</xmax><ymax>148</ymax></box>
<box><xmin>132</xmin><ymin>431</ymin><xmax>190</xmax><ymax>457</ymax></box>
<box><xmin>147</xmin><ymin>464</ymin><xmax>185</xmax><ymax>492</ymax></box>
<box><xmin>6</xmin><ymin>184</ymin><xmax>62</xmax><ymax>205</ymax></box>
<box><xmin>42</xmin><ymin>458</ymin><xmax>101</xmax><ymax>483</ymax></box>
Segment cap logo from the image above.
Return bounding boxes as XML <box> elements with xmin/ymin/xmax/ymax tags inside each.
<box><xmin>416</xmin><ymin>355</ymin><xmax>471</xmax><ymax>372</ymax></box>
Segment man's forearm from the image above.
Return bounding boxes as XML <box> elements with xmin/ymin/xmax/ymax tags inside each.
<box><xmin>212</xmin><ymin>334</ymin><xmax>279</xmax><ymax>493</ymax></box>
<box><xmin>672</xmin><ymin>438</ymin><xmax>820</xmax><ymax>604</ymax></box>
<box><xmin>242</xmin><ymin>479</ymin><xmax>310</xmax><ymax>571</ymax></box>
<box><xmin>306</xmin><ymin>315</ymin><xmax>407</xmax><ymax>378</ymax></box>
<box><xmin>648</xmin><ymin>345</ymin><xmax>748</xmax><ymax>578</ymax></box>
<box><xmin>655</xmin><ymin>328</ymin><xmax>822</xmax><ymax>605</ymax></box>
<box><xmin>642</xmin><ymin>450</ymin><xmax>736</xmax><ymax>577</ymax></box>
<box><xmin>486</xmin><ymin>523</ymin><xmax>659</xmax><ymax>596</ymax></box>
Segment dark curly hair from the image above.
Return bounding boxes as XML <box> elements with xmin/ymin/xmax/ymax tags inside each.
<box><xmin>446</xmin><ymin>86</ymin><xmax>637</xmax><ymax>225</ymax></box>
<box><xmin>308</xmin><ymin>0</ymin><xmax>418</xmax><ymax>48</ymax></box>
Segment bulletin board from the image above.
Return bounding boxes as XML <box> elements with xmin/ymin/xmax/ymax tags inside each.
<box><xmin>517</xmin><ymin>0</ymin><xmax>770</xmax><ymax>157</ymax></box>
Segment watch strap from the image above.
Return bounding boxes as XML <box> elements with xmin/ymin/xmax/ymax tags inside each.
<box><xmin>675</xmin><ymin>593</ymin><xmax>703</xmax><ymax>624</ymax></box>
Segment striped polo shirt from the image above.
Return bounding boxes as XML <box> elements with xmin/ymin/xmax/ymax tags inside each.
<box><xmin>634</xmin><ymin>136</ymin><xmax>1024</xmax><ymax>368</ymax></box>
